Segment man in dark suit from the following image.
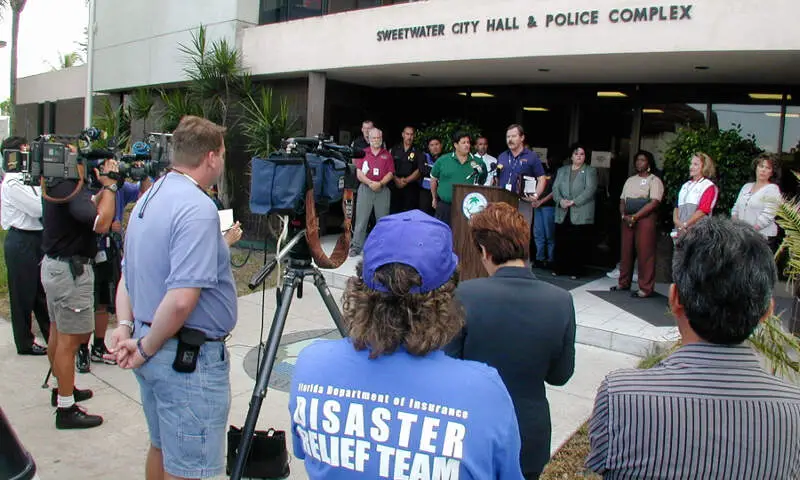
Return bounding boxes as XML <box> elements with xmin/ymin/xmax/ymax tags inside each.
<box><xmin>444</xmin><ymin>202</ymin><xmax>576</xmax><ymax>480</ymax></box>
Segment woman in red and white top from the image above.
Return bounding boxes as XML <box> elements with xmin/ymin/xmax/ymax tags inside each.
<box><xmin>672</xmin><ymin>152</ymin><xmax>718</xmax><ymax>239</ymax></box>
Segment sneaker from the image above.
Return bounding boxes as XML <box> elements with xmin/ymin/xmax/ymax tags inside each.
<box><xmin>349</xmin><ymin>248</ymin><xmax>360</xmax><ymax>258</ymax></box>
<box><xmin>51</xmin><ymin>388</ymin><xmax>94</xmax><ymax>407</ymax></box>
<box><xmin>632</xmin><ymin>273</ymin><xmax>639</xmax><ymax>283</ymax></box>
<box><xmin>76</xmin><ymin>345</ymin><xmax>90</xmax><ymax>374</ymax></box>
<box><xmin>91</xmin><ymin>344</ymin><xmax>116</xmax><ymax>365</ymax></box>
<box><xmin>55</xmin><ymin>404</ymin><xmax>103</xmax><ymax>430</ymax></box>
<box><xmin>606</xmin><ymin>266</ymin><xmax>621</xmax><ymax>279</ymax></box>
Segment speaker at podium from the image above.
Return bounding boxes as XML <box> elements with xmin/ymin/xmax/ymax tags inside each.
<box><xmin>450</xmin><ymin>184</ymin><xmax>520</xmax><ymax>281</ymax></box>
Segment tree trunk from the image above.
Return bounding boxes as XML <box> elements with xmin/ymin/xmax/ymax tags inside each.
<box><xmin>9</xmin><ymin>3</ymin><xmax>24</xmax><ymax>135</ymax></box>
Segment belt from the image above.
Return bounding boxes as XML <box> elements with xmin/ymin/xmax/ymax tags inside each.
<box><xmin>9</xmin><ymin>227</ymin><xmax>42</xmax><ymax>234</ymax></box>
<box><xmin>139</xmin><ymin>322</ymin><xmax>227</xmax><ymax>342</ymax></box>
<box><xmin>47</xmin><ymin>254</ymin><xmax>93</xmax><ymax>265</ymax></box>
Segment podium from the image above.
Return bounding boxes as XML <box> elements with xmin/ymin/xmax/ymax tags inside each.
<box><xmin>451</xmin><ymin>184</ymin><xmax>520</xmax><ymax>281</ymax></box>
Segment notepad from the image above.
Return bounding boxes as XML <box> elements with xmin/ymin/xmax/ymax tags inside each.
<box><xmin>219</xmin><ymin>209</ymin><xmax>234</xmax><ymax>232</ymax></box>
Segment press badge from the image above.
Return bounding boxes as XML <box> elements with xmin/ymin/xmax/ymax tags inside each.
<box><xmin>95</xmin><ymin>250</ymin><xmax>107</xmax><ymax>263</ymax></box>
<box><xmin>640</xmin><ymin>178</ymin><xmax>648</xmax><ymax>186</ymax></box>
<box><xmin>505</xmin><ymin>184</ymin><xmax>512</xmax><ymax>191</ymax></box>
<box><xmin>373</xmin><ymin>168</ymin><xmax>380</xmax><ymax>176</ymax></box>
<box><xmin>362</xmin><ymin>161</ymin><xmax>369</xmax><ymax>173</ymax></box>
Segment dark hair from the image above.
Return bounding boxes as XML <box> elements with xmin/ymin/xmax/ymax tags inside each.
<box><xmin>469</xmin><ymin>202</ymin><xmax>530</xmax><ymax>264</ymax></box>
<box><xmin>172</xmin><ymin>115</ymin><xmax>226</xmax><ymax>168</ymax></box>
<box><xmin>506</xmin><ymin>124</ymin><xmax>525</xmax><ymax>137</ymax></box>
<box><xmin>672</xmin><ymin>217</ymin><xmax>776</xmax><ymax>344</ymax></box>
<box><xmin>752</xmin><ymin>153</ymin><xmax>781</xmax><ymax>183</ymax></box>
<box><xmin>634</xmin><ymin>150</ymin><xmax>656</xmax><ymax>172</ymax></box>
<box><xmin>451</xmin><ymin>130</ymin><xmax>471</xmax><ymax>146</ymax></box>
<box><xmin>427</xmin><ymin>136</ymin><xmax>442</xmax><ymax>145</ymax></box>
<box><xmin>569</xmin><ymin>143</ymin><xmax>590</xmax><ymax>165</ymax></box>
<box><xmin>342</xmin><ymin>262</ymin><xmax>463</xmax><ymax>359</ymax></box>
<box><xmin>402</xmin><ymin>125</ymin><xmax>416</xmax><ymax>133</ymax></box>
<box><xmin>1</xmin><ymin>136</ymin><xmax>27</xmax><ymax>150</ymax></box>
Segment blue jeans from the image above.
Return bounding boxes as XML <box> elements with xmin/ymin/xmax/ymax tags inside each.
<box><xmin>534</xmin><ymin>206</ymin><xmax>556</xmax><ymax>262</ymax></box>
<box><xmin>134</xmin><ymin>323</ymin><xmax>231</xmax><ymax>478</ymax></box>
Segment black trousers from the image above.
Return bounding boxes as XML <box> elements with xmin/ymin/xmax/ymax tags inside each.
<box><xmin>419</xmin><ymin>189</ymin><xmax>435</xmax><ymax>216</ymax></box>
<box><xmin>435</xmin><ymin>199</ymin><xmax>452</xmax><ymax>226</ymax></box>
<box><xmin>390</xmin><ymin>184</ymin><xmax>421</xmax><ymax>214</ymax></box>
<box><xmin>4</xmin><ymin>228</ymin><xmax>50</xmax><ymax>352</ymax></box>
<box><xmin>555</xmin><ymin>214</ymin><xmax>592</xmax><ymax>277</ymax></box>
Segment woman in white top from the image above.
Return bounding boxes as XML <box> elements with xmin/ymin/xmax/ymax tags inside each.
<box><xmin>732</xmin><ymin>154</ymin><xmax>782</xmax><ymax>250</ymax></box>
<box><xmin>672</xmin><ymin>152</ymin><xmax>718</xmax><ymax>240</ymax></box>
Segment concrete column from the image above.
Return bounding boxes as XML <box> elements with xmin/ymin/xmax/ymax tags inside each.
<box><xmin>306</xmin><ymin>71</ymin><xmax>326</xmax><ymax>136</ymax></box>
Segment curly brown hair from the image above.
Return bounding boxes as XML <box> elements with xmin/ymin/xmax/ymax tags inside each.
<box><xmin>342</xmin><ymin>262</ymin><xmax>464</xmax><ymax>359</ymax></box>
<box><xmin>469</xmin><ymin>202</ymin><xmax>530</xmax><ymax>264</ymax></box>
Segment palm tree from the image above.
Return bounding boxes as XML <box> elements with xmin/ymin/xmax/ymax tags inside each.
<box><xmin>0</xmin><ymin>0</ymin><xmax>28</xmax><ymax>134</ymax></box>
<box><xmin>48</xmin><ymin>51</ymin><xmax>83</xmax><ymax>71</ymax></box>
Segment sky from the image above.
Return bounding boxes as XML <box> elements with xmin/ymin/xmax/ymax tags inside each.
<box><xmin>0</xmin><ymin>0</ymin><xmax>88</xmax><ymax>100</ymax></box>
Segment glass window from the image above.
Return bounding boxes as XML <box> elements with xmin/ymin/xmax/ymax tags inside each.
<box><xmin>329</xmin><ymin>0</ymin><xmax>380</xmax><ymax>13</ymax></box>
<box><xmin>782</xmin><ymin>104</ymin><xmax>800</xmax><ymax>153</ymax></box>
<box><xmin>710</xmin><ymin>103</ymin><xmax>782</xmax><ymax>153</ymax></box>
<box><xmin>259</xmin><ymin>0</ymin><xmax>286</xmax><ymax>24</ymax></box>
<box><xmin>640</xmin><ymin>103</ymin><xmax>707</xmax><ymax>169</ymax></box>
<box><xmin>288</xmin><ymin>0</ymin><xmax>324</xmax><ymax>20</ymax></box>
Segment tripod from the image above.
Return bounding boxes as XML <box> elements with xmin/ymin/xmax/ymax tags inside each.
<box><xmin>230</xmin><ymin>225</ymin><xmax>347</xmax><ymax>480</ymax></box>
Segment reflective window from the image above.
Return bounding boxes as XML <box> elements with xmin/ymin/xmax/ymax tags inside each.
<box><xmin>640</xmin><ymin>103</ymin><xmax>707</xmax><ymax>169</ymax></box>
<box><xmin>782</xmin><ymin>103</ymin><xmax>799</xmax><ymax>153</ymax></box>
<box><xmin>711</xmin><ymin>103</ymin><xmax>782</xmax><ymax>153</ymax></box>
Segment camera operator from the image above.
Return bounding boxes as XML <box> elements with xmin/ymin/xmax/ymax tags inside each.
<box><xmin>77</xmin><ymin>173</ymin><xmax>152</xmax><ymax>374</ymax></box>
<box><xmin>40</xmin><ymin>155</ymin><xmax>119</xmax><ymax>429</ymax></box>
<box><xmin>1</xmin><ymin>136</ymin><xmax>50</xmax><ymax>356</ymax></box>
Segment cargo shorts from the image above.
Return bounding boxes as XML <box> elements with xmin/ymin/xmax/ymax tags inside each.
<box><xmin>40</xmin><ymin>255</ymin><xmax>95</xmax><ymax>335</ymax></box>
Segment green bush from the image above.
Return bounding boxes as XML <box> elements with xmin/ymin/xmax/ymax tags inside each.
<box><xmin>414</xmin><ymin>119</ymin><xmax>483</xmax><ymax>153</ymax></box>
<box><xmin>662</xmin><ymin>125</ymin><xmax>762</xmax><ymax>218</ymax></box>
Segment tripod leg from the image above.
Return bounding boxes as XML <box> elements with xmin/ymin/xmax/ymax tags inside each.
<box><xmin>231</xmin><ymin>271</ymin><xmax>301</xmax><ymax>480</ymax></box>
<box><xmin>41</xmin><ymin>367</ymin><xmax>52</xmax><ymax>389</ymax></box>
<box><xmin>313</xmin><ymin>271</ymin><xmax>347</xmax><ymax>337</ymax></box>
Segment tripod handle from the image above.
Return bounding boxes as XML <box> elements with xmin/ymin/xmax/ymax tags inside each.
<box><xmin>248</xmin><ymin>258</ymin><xmax>278</xmax><ymax>290</ymax></box>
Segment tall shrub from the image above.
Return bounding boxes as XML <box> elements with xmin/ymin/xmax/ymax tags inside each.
<box><xmin>414</xmin><ymin>119</ymin><xmax>483</xmax><ymax>153</ymax></box>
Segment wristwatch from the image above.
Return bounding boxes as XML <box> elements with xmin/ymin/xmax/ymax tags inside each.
<box><xmin>118</xmin><ymin>319</ymin><xmax>134</xmax><ymax>331</ymax></box>
<box><xmin>104</xmin><ymin>183</ymin><xmax>119</xmax><ymax>193</ymax></box>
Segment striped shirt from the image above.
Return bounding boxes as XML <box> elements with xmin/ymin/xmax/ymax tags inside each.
<box><xmin>586</xmin><ymin>343</ymin><xmax>800</xmax><ymax>479</ymax></box>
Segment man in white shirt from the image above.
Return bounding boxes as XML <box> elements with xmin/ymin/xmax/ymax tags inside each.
<box><xmin>0</xmin><ymin>136</ymin><xmax>50</xmax><ymax>355</ymax></box>
<box><xmin>476</xmin><ymin>136</ymin><xmax>497</xmax><ymax>186</ymax></box>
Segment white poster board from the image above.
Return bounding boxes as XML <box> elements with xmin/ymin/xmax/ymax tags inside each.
<box><xmin>591</xmin><ymin>151</ymin><xmax>612</xmax><ymax>169</ymax></box>
<box><xmin>531</xmin><ymin>147</ymin><xmax>548</xmax><ymax>161</ymax></box>
<box><xmin>218</xmin><ymin>209</ymin><xmax>234</xmax><ymax>232</ymax></box>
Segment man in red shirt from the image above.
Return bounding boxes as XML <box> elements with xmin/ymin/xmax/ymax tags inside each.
<box><xmin>350</xmin><ymin>128</ymin><xmax>395</xmax><ymax>256</ymax></box>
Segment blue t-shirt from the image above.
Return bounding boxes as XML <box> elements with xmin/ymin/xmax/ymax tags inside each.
<box><xmin>289</xmin><ymin>338</ymin><xmax>524</xmax><ymax>479</ymax></box>
<box><xmin>122</xmin><ymin>171</ymin><xmax>237</xmax><ymax>338</ymax></box>
<box><xmin>496</xmin><ymin>149</ymin><xmax>545</xmax><ymax>195</ymax></box>
<box><xmin>116</xmin><ymin>181</ymin><xmax>141</xmax><ymax>222</ymax></box>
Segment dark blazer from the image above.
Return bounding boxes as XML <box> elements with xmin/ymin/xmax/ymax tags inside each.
<box><xmin>444</xmin><ymin>266</ymin><xmax>576</xmax><ymax>476</ymax></box>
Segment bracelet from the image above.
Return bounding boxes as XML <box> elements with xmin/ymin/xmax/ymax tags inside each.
<box><xmin>118</xmin><ymin>319</ymin><xmax>134</xmax><ymax>331</ymax></box>
<box><xmin>137</xmin><ymin>337</ymin><xmax>153</xmax><ymax>363</ymax></box>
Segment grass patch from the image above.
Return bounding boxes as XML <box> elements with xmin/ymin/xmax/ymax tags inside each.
<box><xmin>230</xmin><ymin>246</ymin><xmax>279</xmax><ymax>297</ymax></box>
<box><xmin>541</xmin><ymin>422</ymin><xmax>599</xmax><ymax>479</ymax></box>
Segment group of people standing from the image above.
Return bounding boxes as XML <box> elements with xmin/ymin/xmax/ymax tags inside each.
<box><xmin>613</xmin><ymin>150</ymin><xmax>782</xmax><ymax>298</ymax></box>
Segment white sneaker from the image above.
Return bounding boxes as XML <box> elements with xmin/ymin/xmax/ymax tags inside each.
<box><xmin>606</xmin><ymin>266</ymin><xmax>621</xmax><ymax>279</ymax></box>
<box><xmin>632</xmin><ymin>273</ymin><xmax>639</xmax><ymax>283</ymax></box>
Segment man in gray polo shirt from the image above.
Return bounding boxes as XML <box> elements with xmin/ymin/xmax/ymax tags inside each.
<box><xmin>108</xmin><ymin>115</ymin><xmax>237</xmax><ymax>479</ymax></box>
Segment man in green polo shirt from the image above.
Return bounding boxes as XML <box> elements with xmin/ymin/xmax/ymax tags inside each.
<box><xmin>430</xmin><ymin>131</ymin><xmax>481</xmax><ymax>226</ymax></box>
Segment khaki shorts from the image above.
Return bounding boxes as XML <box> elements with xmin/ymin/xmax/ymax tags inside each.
<box><xmin>41</xmin><ymin>256</ymin><xmax>95</xmax><ymax>335</ymax></box>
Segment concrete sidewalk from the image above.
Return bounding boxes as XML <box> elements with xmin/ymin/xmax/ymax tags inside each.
<box><xmin>0</xmin><ymin>285</ymin><xmax>639</xmax><ymax>479</ymax></box>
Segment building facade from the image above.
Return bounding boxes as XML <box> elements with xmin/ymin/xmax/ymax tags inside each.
<box><xmin>15</xmin><ymin>0</ymin><xmax>800</xmax><ymax>248</ymax></box>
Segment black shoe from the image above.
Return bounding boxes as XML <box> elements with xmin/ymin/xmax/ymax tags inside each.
<box><xmin>76</xmin><ymin>346</ymin><xmax>90</xmax><ymax>374</ymax></box>
<box><xmin>55</xmin><ymin>404</ymin><xmax>103</xmax><ymax>430</ymax></box>
<box><xmin>18</xmin><ymin>343</ymin><xmax>47</xmax><ymax>356</ymax></box>
<box><xmin>51</xmin><ymin>388</ymin><xmax>94</xmax><ymax>407</ymax></box>
<box><xmin>91</xmin><ymin>345</ymin><xmax>116</xmax><ymax>365</ymax></box>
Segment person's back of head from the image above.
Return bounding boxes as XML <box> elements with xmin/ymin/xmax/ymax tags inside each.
<box><xmin>2</xmin><ymin>136</ymin><xmax>28</xmax><ymax>173</ymax></box>
<box><xmin>671</xmin><ymin>217</ymin><xmax>777</xmax><ymax>344</ymax></box>
<box><xmin>344</xmin><ymin>210</ymin><xmax>463</xmax><ymax>358</ymax></box>
<box><xmin>469</xmin><ymin>202</ymin><xmax>529</xmax><ymax>268</ymax></box>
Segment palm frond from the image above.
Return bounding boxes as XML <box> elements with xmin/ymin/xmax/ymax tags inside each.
<box><xmin>748</xmin><ymin>315</ymin><xmax>800</xmax><ymax>382</ymax></box>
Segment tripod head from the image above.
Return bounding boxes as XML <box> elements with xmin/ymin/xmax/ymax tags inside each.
<box><xmin>247</xmin><ymin>215</ymin><xmax>315</xmax><ymax>291</ymax></box>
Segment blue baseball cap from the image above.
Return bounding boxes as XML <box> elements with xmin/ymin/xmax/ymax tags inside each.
<box><xmin>362</xmin><ymin>210</ymin><xmax>458</xmax><ymax>294</ymax></box>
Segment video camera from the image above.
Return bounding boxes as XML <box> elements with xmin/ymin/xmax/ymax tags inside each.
<box><xmin>249</xmin><ymin>134</ymin><xmax>364</xmax><ymax>270</ymax></box>
<box><xmin>249</xmin><ymin>134</ymin><xmax>362</xmax><ymax>218</ymax></box>
<box><xmin>13</xmin><ymin>129</ymin><xmax>172</xmax><ymax>193</ymax></box>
